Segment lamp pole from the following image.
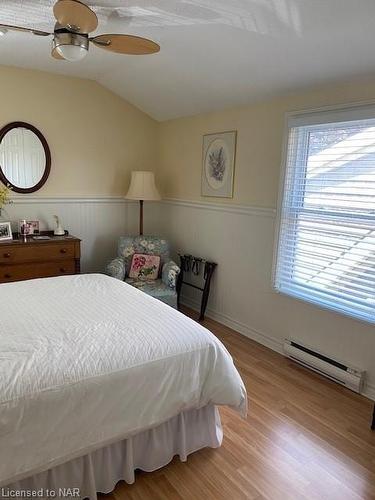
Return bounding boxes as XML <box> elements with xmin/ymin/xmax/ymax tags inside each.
<box><xmin>139</xmin><ymin>199</ymin><xmax>144</xmax><ymax>236</ymax></box>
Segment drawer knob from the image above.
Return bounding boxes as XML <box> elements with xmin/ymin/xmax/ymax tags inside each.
<box><xmin>4</xmin><ymin>273</ymin><xmax>11</xmax><ymax>279</ymax></box>
<box><xmin>60</xmin><ymin>248</ymin><xmax>67</xmax><ymax>254</ymax></box>
<box><xmin>3</xmin><ymin>253</ymin><xmax>11</xmax><ymax>258</ymax></box>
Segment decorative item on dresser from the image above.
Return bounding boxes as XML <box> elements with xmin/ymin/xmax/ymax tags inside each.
<box><xmin>19</xmin><ymin>220</ymin><xmax>40</xmax><ymax>236</ymax></box>
<box><xmin>0</xmin><ymin>221</ymin><xmax>13</xmax><ymax>242</ymax></box>
<box><xmin>0</xmin><ymin>232</ymin><xmax>80</xmax><ymax>283</ymax></box>
<box><xmin>53</xmin><ymin>214</ymin><xmax>65</xmax><ymax>236</ymax></box>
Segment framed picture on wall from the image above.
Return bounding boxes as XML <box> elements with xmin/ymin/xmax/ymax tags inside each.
<box><xmin>201</xmin><ymin>130</ymin><xmax>237</xmax><ymax>198</ymax></box>
<box><xmin>0</xmin><ymin>221</ymin><xmax>12</xmax><ymax>241</ymax></box>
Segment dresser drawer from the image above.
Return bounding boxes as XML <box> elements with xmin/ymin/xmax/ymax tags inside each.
<box><xmin>0</xmin><ymin>241</ymin><xmax>76</xmax><ymax>264</ymax></box>
<box><xmin>0</xmin><ymin>260</ymin><xmax>76</xmax><ymax>283</ymax></box>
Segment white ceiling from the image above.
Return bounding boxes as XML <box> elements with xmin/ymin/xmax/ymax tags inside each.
<box><xmin>1</xmin><ymin>1</ymin><xmax>375</xmax><ymax>121</ymax></box>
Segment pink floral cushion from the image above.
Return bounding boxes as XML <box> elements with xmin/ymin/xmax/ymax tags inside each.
<box><xmin>129</xmin><ymin>253</ymin><xmax>161</xmax><ymax>280</ymax></box>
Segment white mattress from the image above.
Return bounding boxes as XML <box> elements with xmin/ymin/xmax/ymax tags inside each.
<box><xmin>0</xmin><ymin>274</ymin><xmax>246</xmax><ymax>486</ymax></box>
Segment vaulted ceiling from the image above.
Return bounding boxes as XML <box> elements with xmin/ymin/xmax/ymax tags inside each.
<box><xmin>1</xmin><ymin>0</ymin><xmax>375</xmax><ymax>121</ymax></box>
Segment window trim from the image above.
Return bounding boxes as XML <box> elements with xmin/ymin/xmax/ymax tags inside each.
<box><xmin>272</xmin><ymin>101</ymin><xmax>375</xmax><ymax>324</ymax></box>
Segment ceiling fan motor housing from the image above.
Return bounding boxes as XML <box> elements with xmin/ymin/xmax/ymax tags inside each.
<box><xmin>53</xmin><ymin>30</ymin><xmax>89</xmax><ymax>61</ymax></box>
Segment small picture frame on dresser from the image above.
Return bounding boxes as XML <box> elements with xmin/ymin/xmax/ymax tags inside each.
<box><xmin>19</xmin><ymin>220</ymin><xmax>40</xmax><ymax>236</ymax></box>
<box><xmin>0</xmin><ymin>222</ymin><xmax>12</xmax><ymax>241</ymax></box>
<box><xmin>27</xmin><ymin>220</ymin><xmax>40</xmax><ymax>235</ymax></box>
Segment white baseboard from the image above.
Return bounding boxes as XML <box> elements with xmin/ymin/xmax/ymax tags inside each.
<box><xmin>181</xmin><ymin>296</ymin><xmax>375</xmax><ymax>402</ymax></box>
<box><xmin>181</xmin><ymin>296</ymin><xmax>283</xmax><ymax>354</ymax></box>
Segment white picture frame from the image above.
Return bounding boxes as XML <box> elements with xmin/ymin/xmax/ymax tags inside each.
<box><xmin>0</xmin><ymin>221</ymin><xmax>12</xmax><ymax>241</ymax></box>
<box><xmin>201</xmin><ymin>130</ymin><xmax>237</xmax><ymax>198</ymax></box>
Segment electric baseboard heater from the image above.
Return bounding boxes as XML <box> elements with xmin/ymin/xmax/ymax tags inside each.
<box><xmin>284</xmin><ymin>340</ymin><xmax>364</xmax><ymax>393</ymax></box>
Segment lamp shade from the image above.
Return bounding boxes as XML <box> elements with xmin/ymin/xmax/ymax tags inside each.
<box><xmin>125</xmin><ymin>171</ymin><xmax>161</xmax><ymax>201</ymax></box>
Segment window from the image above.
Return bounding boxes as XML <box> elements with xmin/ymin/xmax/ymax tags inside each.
<box><xmin>274</xmin><ymin>104</ymin><xmax>375</xmax><ymax>324</ymax></box>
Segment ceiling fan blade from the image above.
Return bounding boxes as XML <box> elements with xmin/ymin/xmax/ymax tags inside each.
<box><xmin>53</xmin><ymin>0</ymin><xmax>98</xmax><ymax>34</ymax></box>
<box><xmin>91</xmin><ymin>34</ymin><xmax>160</xmax><ymax>55</ymax></box>
<box><xmin>0</xmin><ymin>23</ymin><xmax>51</xmax><ymax>37</ymax></box>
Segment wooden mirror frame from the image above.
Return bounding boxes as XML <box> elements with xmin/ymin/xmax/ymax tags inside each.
<box><xmin>0</xmin><ymin>121</ymin><xmax>51</xmax><ymax>194</ymax></box>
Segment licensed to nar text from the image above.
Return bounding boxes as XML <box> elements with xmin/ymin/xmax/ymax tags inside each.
<box><xmin>0</xmin><ymin>488</ymin><xmax>80</xmax><ymax>498</ymax></box>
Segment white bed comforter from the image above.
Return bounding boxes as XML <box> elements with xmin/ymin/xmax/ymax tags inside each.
<box><xmin>0</xmin><ymin>274</ymin><xmax>246</xmax><ymax>486</ymax></box>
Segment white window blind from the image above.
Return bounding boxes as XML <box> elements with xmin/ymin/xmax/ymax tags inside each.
<box><xmin>274</xmin><ymin>105</ymin><xmax>375</xmax><ymax>324</ymax></box>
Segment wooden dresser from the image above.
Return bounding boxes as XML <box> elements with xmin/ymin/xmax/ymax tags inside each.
<box><xmin>0</xmin><ymin>234</ymin><xmax>81</xmax><ymax>284</ymax></box>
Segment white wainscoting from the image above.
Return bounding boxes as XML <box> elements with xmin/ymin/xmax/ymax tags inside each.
<box><xmin>3</xmin><ymin>197</ymin><xmax>133</xmax><ymax>273</ymax></box>
<box><xmin>2</xmin><ymin>196</ymin><xmax>164</xmax><ymax>272</ymax></box>
<box><xmin>154</xmin><ymin>198</ymin><xmax>375</xmax><ymax>401</ymax></box>
<box><xmin>155</xmin><ymin>198</ymin><xmax>278</xmax><ymax>337</ymax></box>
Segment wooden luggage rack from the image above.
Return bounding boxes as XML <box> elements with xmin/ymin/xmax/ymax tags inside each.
<box><xmin>176</xmin><ymin>254</ymin><xmax>217</xmax><ymax>321</ymax></box>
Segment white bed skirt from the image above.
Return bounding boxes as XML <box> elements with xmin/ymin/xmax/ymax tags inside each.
<box><xmin>4</xmin><ymin>405</ymin><xmax>222</xmax><ymax>500</ymax></box>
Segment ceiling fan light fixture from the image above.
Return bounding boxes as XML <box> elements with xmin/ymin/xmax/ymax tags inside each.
<box><xmin>53</xmin><ymin>31</ymin><xmax>88</xmax><ymax>61</ymax></box>
<box><xmin>56</xmin><ymin>43</ymin><xmax>87</xmax><ymax>61</ymax></box>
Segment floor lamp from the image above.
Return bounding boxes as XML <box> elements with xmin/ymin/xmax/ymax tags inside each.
<box><xmin>125</xmin><ymin>171</ymin><xmax>161</xmax><ymax>236</ymax></box>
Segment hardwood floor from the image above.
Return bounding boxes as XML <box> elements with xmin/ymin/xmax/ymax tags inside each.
<box><xmin>100</xmin><ymin>309</ymin><xmax>375</xmax><ymax>500</ymax></box>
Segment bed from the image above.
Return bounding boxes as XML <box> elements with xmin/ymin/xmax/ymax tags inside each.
<box><xmin>0</xmin><ymin>274</ymin><xmax>247</xmax><ymax>499</ymax></box>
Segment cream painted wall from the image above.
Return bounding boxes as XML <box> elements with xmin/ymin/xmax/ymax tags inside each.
<box><xmin>158</xmin><ymin>78</ymin><xmax>375</xmax><ymax>207</ymax></box>
<box><xmin>0</xmin><ymin>65</ymin><xmax>158</xmax><ymax>272</ymax></box>
<box><xmin>0</xmin><ymin>65</ymin><xmax>158</xmax><ymax>197</ymax></box>
<box><xmin>157</xmin><ymin>79</ymin><xmax>375</xmax><ymax>400</ymax></box>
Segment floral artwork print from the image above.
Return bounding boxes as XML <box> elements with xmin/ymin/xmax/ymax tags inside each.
<box><xmin>208</xmin><ymin>146</ymin><xmax>226</xmax><ymax>182</ymax></box>
<box><xmin>129</xmin><ymin>253</ymin><xmax>161</xmax><ymax>280</ymax></box>
<box><xmin>202</xmin><ymin>131</ymin><xmax>236</xmax><ymax>198</ymax></box>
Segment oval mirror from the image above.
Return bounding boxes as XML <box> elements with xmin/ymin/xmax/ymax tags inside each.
<box><xmin>0</xmin><ymin>122</ymin><xmax>51</xmax><ymax>193</ymax></box>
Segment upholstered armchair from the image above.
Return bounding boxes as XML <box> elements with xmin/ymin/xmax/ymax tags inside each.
<box><xmin>105</xmin><ymin>236</ymin><xmax>180</xmax><ymax>309</ymax></box>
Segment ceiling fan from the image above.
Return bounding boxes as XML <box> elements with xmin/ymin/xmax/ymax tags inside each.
<box><xmin>0</xmin><ymin>0</ymin><xmax>160</xmax><ymax>62</ymax></box>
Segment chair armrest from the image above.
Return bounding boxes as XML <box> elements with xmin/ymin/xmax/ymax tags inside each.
<box><xmin>105</xmin><ymin>257</ymin><xmax>126</xmax><ymax>281</ymax></box>
<box><xmin>162</xmin><ymin>260</ymin><xmax>181</xmax><ymax>289</ymax></box>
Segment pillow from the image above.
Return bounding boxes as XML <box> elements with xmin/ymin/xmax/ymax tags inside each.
<box><xmin>129</xmin><ymin>253</ymin><xmax>160</xmax><ymax>280</ymax></box>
